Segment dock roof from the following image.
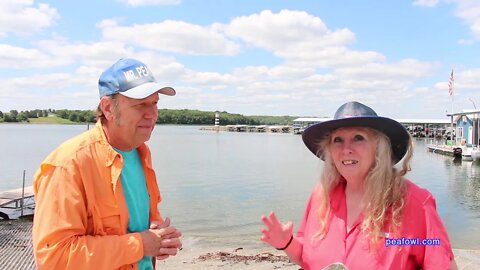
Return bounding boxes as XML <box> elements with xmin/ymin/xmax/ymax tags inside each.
<box><xmin>293</xmin><ymin>117</ymin><xmax>451</xmax><ymax>125</ymax></box>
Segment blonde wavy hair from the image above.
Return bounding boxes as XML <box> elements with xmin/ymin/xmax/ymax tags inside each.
<box><xmin>314</xmin><ymin>127</ymin><xmax>413</xmax><ymax>246</ymax></box>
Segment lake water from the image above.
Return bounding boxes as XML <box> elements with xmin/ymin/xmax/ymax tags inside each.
<box><xmin>1</xmin><ymin>124</ymin><xmax>479</xmax><ymax>250</ymax></box>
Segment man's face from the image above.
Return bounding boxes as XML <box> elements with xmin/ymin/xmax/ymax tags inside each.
<box><xmin>106</xmin><ymin>92</ymin><xmax>159</xmax><ymax>150</ymax></box>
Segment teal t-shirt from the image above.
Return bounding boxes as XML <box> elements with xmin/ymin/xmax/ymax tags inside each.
<box><xmin>115</xmin><ymin>148</ymin><xmax>152</xmax><ymax>270</ymax></box>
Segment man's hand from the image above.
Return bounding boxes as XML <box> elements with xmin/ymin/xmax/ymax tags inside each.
<box><xmin>140</xmin><ymin>217</ymin><xmax>182</xmax><ymax>260</ymax></box>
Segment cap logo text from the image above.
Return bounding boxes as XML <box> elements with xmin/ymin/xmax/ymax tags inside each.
<box><xmin>123</xmin><ymin>65</ymin><xmax>150</xmax><ymax>82</ymax></box>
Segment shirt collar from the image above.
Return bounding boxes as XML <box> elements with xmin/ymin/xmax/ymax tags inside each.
<box><xmin>92</xmin><ymin>121</ymin><xmax>152</xmax><ymax>168</ymax></box>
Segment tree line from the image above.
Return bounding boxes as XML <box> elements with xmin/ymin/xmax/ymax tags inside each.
<box><xmin>0</xmin><ymin>108</ymin><xmax>296</xmax><ymax>125</ymax></box>
<box><xmin>0</xmin><ymin>109</ymin><xmax>51</xmax><ymax>122</ymax></box>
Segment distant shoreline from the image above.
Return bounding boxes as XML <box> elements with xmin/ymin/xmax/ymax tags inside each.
<box><xmin>0</xmin><ymin>122</ymin><xmax>212</xmax><ymax>126</ymax></box>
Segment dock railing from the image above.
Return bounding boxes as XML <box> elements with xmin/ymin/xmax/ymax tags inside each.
<box><xmin>0</xmin><ymin>170</ymin><xmax>35</xmax><ymax>220</ymax></box>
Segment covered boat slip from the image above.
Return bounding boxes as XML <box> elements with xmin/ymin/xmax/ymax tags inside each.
<box><xmin>293</xmin><ymin>117</ymin><xmax>452</xmax><ymax>137</ymax></box>
<box><xmin>447</xmin><ymin>109</ymin><xmax>480</xmax><ymax>147</ymax></box>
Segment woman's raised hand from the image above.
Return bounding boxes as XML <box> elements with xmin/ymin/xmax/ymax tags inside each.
<box><xmin>260</xmin><ymin>211</ymin><xmax>293</xmax><ymax>249</ymax></box>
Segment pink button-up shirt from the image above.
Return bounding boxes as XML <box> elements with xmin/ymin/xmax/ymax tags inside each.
<box><xmin>297</xmin><ymin>180</ymin><xmax>454</xmax><ymax>269</ymax></box>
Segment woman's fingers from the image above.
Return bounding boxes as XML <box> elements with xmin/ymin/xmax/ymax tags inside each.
<box><xmin>261</xmin><ymin>215</ymin><xmax>273</xmax><ymax>228</ymax></box>
<box><xmin>268</xmin><ymin>211</ymin><xmax>280</xmax><ymax>225</ymax></box>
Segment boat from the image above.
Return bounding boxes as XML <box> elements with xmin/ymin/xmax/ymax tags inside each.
<box><xmin>472</xmin><ymin>147</ymin><xmax>480</xmax><ymax>162</ymax></box>
<box><xmin>462</xmin><ymin>147</ymin><xmax>473</xmax><ymax>161</ymax></box>
<box><xmin>427</xmin><ymin>144</ymin><xmax>462</xmax><ymax>158</ymax></box>
<box><xmin>454</xmin><ymin>147</ymin><xmax>463</xmax><ymax>158</ymax></box>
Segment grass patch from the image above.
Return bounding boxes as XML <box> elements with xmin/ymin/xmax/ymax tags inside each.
<box><xmin>28</xmin><ymin>116</ymin><xmax>77</xmax><ymax>124</ymax></box>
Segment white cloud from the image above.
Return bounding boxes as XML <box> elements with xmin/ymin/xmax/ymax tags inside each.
<box><xmin>0</xmin><ymin>44</ymin><xmax>54</xmax><ymax>68</ymax></box>
<box><xmin>0</xmin><ymin>39</ymin><xmax>137</xmax><ymax>69</ymax></box>
<box><xmin>451</xmin><ymin>68</ymin><xmax>480</xmax><ymax>90</ymax></box>
<box><xmin>172</xmin><ymin>56</ymin><xmax>441</xmax><ymax>117</ymax></box>
<box><xmin>335</xmin><ymin>59</ymin><xmax>437</xmax><ymax>80</ymax></box>
<box><xmin>37</xmin><ymin>39</ymin><xmax>134</xmax><ymax>66</ymax></box>
<box><xmin>0</xmin><ymin>0</ymin><xmax>58</xmax><ymax>36</ymax></box>
<box><xmin>226</xmin><ymin>10</ymin><xmax>354</xmax><ymax>51</ymax></box>
<box><xmin>0</xmin><ymin>70</ymin><xmax>100</xmax><ymax>111</ymax></box>
<box><xmin>182</xmin><ymin>70</ymin><xmax>233</xmax><ymax>89</ymax></box>
<box><xmin>225</xmin><ymin>10</ymin><xmax>383</xmax><ymax>67</ymax></box>
<box><xmin>125</xmin><ymin>0</ymin><xmax>181</xmax><ymax>7</ymax></box>
<box><xmin>451</xmin><ymin>0</ymin><xmax>480</xmax><ymax>40</ymax></box>
<box><xmin>413</xmin><ymin>0</ymin><xmax>480</xmax><ymax>43</ymax></box>
<box><xmin>0</xmin><ymin>6</ymin><xmax>476</xmax><ymax>118</ymax></box>
<box><xmin>458</xmin><ymin>38</ymin><xmax>475</xmax><ymax>44</ymax></box>
<box><xmin>99</xmin><ymin>19</ymin><xmax>240</xmax><ymax>55</ymax></box>
<box><xmin>281</xmin><ymin>46</ymin><xmax>385</xmax><ymax>68</ymax></box>
<box><xmin>412</xmin><ymin>0</ymin><xmax>440</xmax><ymax>7</ymax></box>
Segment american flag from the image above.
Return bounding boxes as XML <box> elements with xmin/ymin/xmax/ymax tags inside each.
<box><xmin>448</xmin><ymin>70</ymin><xmax>454</xmax><ymax>96</ymax></box>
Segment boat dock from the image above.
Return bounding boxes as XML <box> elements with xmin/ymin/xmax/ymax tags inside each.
<box><xmin>0</xmin><ymin>186</ymin><xmax>35</xmax><ymax>220</ymax></box>
<box><xmin>427</xmin><ymin>143</ymin><xmax>480</xmax><ymax>161</ymax></box>
<box><xmin>427</xmin><ymin>144</ymin><xmax>463</xmax><ymax>158</ymax></box>
<box><xmin>0</xmin><ymin>220</ymin><xmax>35</xmax><ymax>269</ymax></box>
<box><xmin>200</xmin><ymin>125</ymin><xmax>292</xmax><ymax>133</ymax></box>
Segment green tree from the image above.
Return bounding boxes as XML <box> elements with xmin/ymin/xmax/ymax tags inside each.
<box><xmin>9</xmin><ymin>110</ymin><xmax>18</xmax><ymax>121</ymax></box>
<box><xmin>68</xmin><ymin>112</ymin><xmax>78</xmax><ymax>122</ymax></box>
<box><xmin>17</xmin><ymin>112</ymin><xmax>29</xmax><ymax>122</ymax></box>
<box><xmin>3</xmin><ymin>113</ymin><xmax>13</xmax><ymax>122</ymax></box>
<box><xmin>57</xmin><ymin>110</ymin><xmax>68</xmax><ymax>119</ymax></box>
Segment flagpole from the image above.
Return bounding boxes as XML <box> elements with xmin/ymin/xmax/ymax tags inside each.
<box><xmin>451</xmin><ymin>94</ymin><xmax>454</xmax><ymax>142</ymax></box>
<box><xmin>448</xmin><ymin>69</ymin><xmax>455</xmax><ymax>142</ymax></box>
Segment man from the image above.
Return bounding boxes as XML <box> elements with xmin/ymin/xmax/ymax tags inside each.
<box><xmin>32</xmin><ymin>58</ymin><xmax>182</xmax><ymax>270</ymax></box>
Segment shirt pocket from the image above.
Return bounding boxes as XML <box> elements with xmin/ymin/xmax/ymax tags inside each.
<box><xmin>86</xmin><ymin>199</ymin><xmax>121</xmax><ymax>236</ymax></box>
<box><xmin>97</xmin><ymin>200</ymin><xmax>121</xmax><ymax>235</ymax></box>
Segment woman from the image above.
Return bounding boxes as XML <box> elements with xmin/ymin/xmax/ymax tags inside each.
<box><xmin>261</xmin><ymin>101</ymin><xmax>457</xmax><ymax>269</ymax></box>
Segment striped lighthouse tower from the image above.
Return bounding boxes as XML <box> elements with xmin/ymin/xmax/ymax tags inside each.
<box><xmin>215</xmin><ymin>111</ymin><xmax>220</xmax><ymax>132</ymax></box>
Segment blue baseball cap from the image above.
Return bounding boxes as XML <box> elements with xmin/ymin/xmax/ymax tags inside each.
<box><xmin>98</xmin><ymin>58</ymin><xmax>176</xmax><ymax>99</ymax></box>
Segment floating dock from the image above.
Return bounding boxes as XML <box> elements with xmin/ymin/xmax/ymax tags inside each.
<box><xmin>200</xmin><ymin>125</ymin><xmax>292</xmax><ymax>133</ymax></box>
<box><xmin>427</xmin><ymin>144</ymin><xmax>463</xmax><ymax>158</ymax></box>
<box><xmin>0</xmin><ymin>186</ymin><xmax>35</xmax><ymax>220</ymax></box>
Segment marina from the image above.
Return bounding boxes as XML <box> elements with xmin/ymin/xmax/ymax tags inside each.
<box><xmin>200</xmin><ymin>124</ymin><xmax>292</xmax><ymax>133</ymax></box>
<box><xmin>202</xmin><ymin>117</ymin><xmax>459</xmax><ymax>138</ymax></box>
<box><xmin>1</xmin><ymin>124</ymin><xmax>480</xmax><ymax>268</ymax></box>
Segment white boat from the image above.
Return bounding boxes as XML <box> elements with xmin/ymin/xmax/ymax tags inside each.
<box><xmin>461</xmin><ymin>147</ymin><xmax>473</xmax><ymax>161</ymax></box>
<box><xmin>472</xmin><ymin>147</ymin><xmax>480</xmax><ymax>162</ymax></box>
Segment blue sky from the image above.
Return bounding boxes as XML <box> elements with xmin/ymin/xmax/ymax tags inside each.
<box><xmin>1</xmin><ymin>0</ymin><xmax>479</xmax><ymax>118</ymax></box>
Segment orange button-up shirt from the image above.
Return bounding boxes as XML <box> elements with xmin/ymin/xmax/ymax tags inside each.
<box><xmin>32</xmin><ymin>121</ymin><xmax>162</xmax><ymax>270</ymax></box>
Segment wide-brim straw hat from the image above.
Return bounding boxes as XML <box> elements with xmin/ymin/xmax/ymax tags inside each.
<box><xmin>302</xmin><ymin>101</ymin><xmax>410</xmax><ymax>164</ymax></box>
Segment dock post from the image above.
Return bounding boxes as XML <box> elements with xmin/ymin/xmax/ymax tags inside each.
<box><xmin>21</xmin><ymin>170</ymin><xmax>25</xmax><ymax>217</ymax></box>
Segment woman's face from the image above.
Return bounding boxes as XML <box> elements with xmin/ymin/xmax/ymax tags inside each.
<box><xmin>329</xmin><ymin>127</ymin><xmax>377</xmax><ymax>183</ymax></box>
